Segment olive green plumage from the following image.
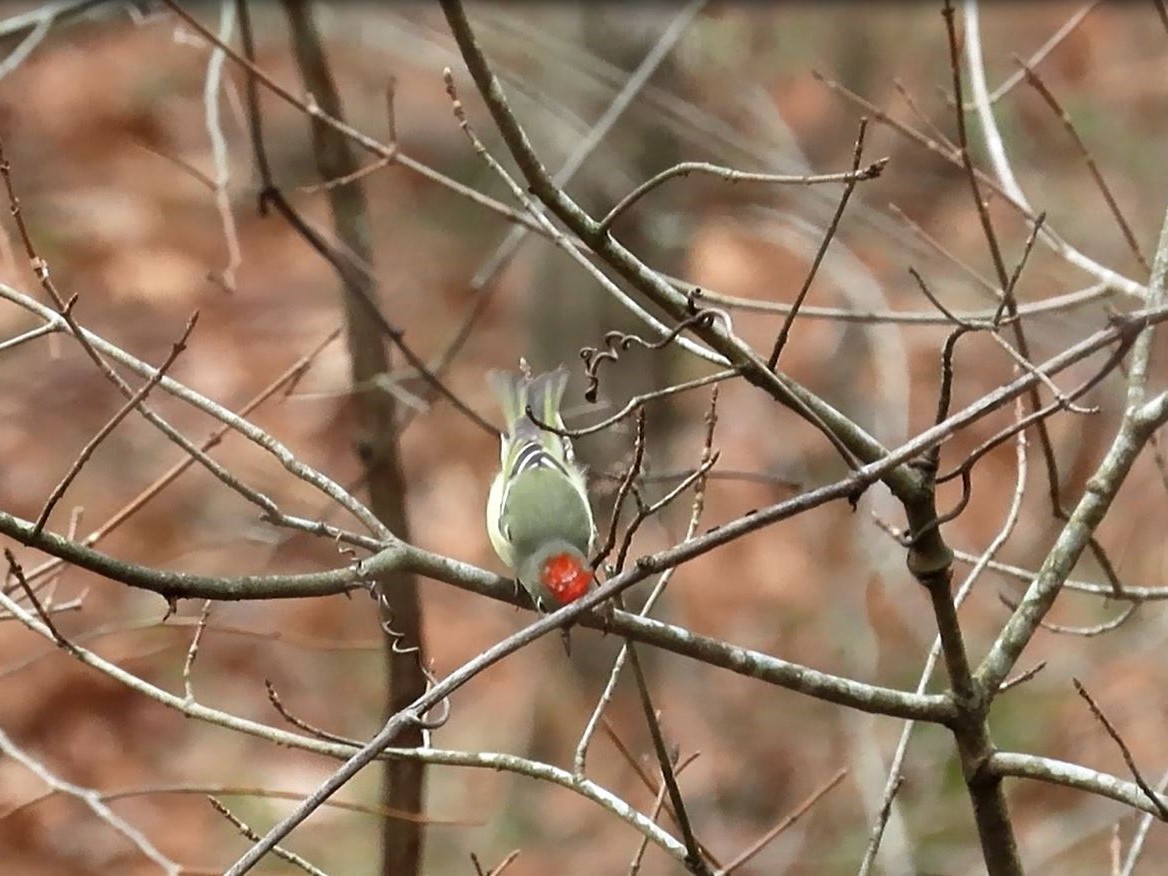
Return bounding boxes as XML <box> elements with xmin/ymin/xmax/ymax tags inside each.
<box><xmin>486</xmin><ymin>367</ymin><xmax>596</xmax><ymax>607</ymax></box>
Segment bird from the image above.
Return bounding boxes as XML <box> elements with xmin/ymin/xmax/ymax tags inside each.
<box><xmin>486</xmin><ymin>364</ymin><xmax>596</xmax><ymax>610</ymax></box>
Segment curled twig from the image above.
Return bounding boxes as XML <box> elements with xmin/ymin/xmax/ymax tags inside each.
<box><xmin>580</xmin><ymin>309</ymin><xmax>724</xmax><ymax>403</ymax></box>
<box><xmin>374</xmin><ymin>586</ymin><xmax>450</xmax><ymax>731</ymax></box>
<box><xmin>526</xmin><ymin>368</ymin><xmax>738</xmax><ymax>439</ymax></box>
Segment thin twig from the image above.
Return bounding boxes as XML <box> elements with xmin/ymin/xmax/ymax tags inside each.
<box><xmin>997</xmin><ymin>594</ymin><xmax>1135</xmax><ymax>637</ymax></box>
<box><xmin>592</xmin><ymin>408</ymin><xmax>647</xmax><ymax>571</ymax></box>
<box><xmin>439</xmin><ymin>0</ymin><xmax>893</xmax><ymax>478</ymax></box>
<box><xmin>0</xmin><ymin>139</ymin><xmax>384</xmax><ymax>540</ymax></box>
<box><xmin>719</xmin><ymin>768</ymin><xmax>847</xmax><ymax>874</ymax></box>
<box><xmin>944</xmin><ymin>0</ymin><xmax>1008</xmax><ymax>289</ymax></box>
<box><xmin>33</xmin><ymin>312</ymin><xmax>198</xmax><ymax>537</ymax></box>
<box><xmin>856</xmin><ymin>776</ymin><xmax>905</xmax><ymax>876</ymax></box>
<box><xmin>937</xmin><ymin>334</ymin><xmax>1134</xmax><ymax>485</ymax></box>
<box><xmin>441</xmin><ymin>67</ymin><xmax>726</xmax><ymax>368</ymax></box>
<box><xmin>862</xmin><ymin>398</ymin><xmax>1029</xmax><ymax>876</ymax></box>
<box><xmin>628</xmin><ymin>753</ymin><xmax>702</xmax><ymax>876</ymax></box>
<box><xmin>484</xmin><ymin>849</ymin><xmax>520</xmax><ymax>876</ymax></box>
<box><xmin>32</xmin><ymin>505</ymin><xmax>83</xmax><ymax>603</ymax></box>
<box><xmin>182</xmin><ymin>600</ymin><xmax>212</xmax><ymax>703</ymax></box>
<box><xmin>202</xmin><ymin>0</ymin><xmax>242</xmax><ymax>291</ymax></box>
<box><xmin>600</xmin><ymin>719</ymin><xmax>723</xmax><ymax>870</ymax></box>
<box><xmin>1072</xmin><ymin>679</ymin><xmax>1168</xmax><ymax>819</ymax></box>
<box><xmin>1118</xmin><ymin>766</ymin><xmax>1168</xmax><ymax>876</ymax></box>
<box><xmin>997</xmin><ymin>661</ymin><xmax>1047</xmax><ymax>693</ymax></box>
<box><xmin>531</xmin><ymin>368</ymin><xmax>736</xmax><ymax>439</ymax></box>
<box><xmin>698</xmin><ymin>277</ymin><xmax>1112</xmax><ymax>324</ymax></box>
<box><xmin>0</xmin><ymin>781</ymin><xmax>456</xmax><ymax>824</ymax></box>
<box><xmin>599</xmin><ymin>157</ymin><xmax>887</xmax><ymax>234</ymax></box>
<box><xmin>767</xmin><ymin>117</ymin><xmax>873</xmax><ymax>369</ymax></box>
<box><xmin>170</xmin><ymin>0</ymin><xmax>549</xmax><ymax>233</ymax></box>
<box><xmin>300</xmin><ymin>77</ymin><xmax>399</xmax><ymax>194</ymax></box>
<box><xmin>1016</xmin><ymin>57</ymin><xmax>1148</xmax><ymax>272</ymax></box>
<box><xmin>5</xmin><ymin>548</ymin><xmax>74</xmax><ymax>652</ymax></box>
<box><xmin>910</xmin><ymin>268</ymin><xmax>990</xmax><ymax>330</ymax></box>
<box><xmin>994</xmin><ymin>211</ymin><xmax>1046</xmax><ymax>326</ymax></box>
<box><xmin>265</xmin><ymin>680</ymin><xmax>358</xmax><ymax>745</ymax></box>
<box><xmin>24</xmin><ymin>327</ymin><xmax>341</xmax><ymax>585</ymax></box>
<box><xmin>894</xmin><ymin>80</ymin><xmax>956</xmax><ymax>154</ymax></box>
<box><xmin>890</xmin><ymin>202</ymin><xmax>1000</xmax><ymax>297</ymax></box>
<box><xmin>208</xmin><ymin>797</ymin><xmax>328</xmax><ymax>876</ymax></box>
<box><xmin>0</xmin><ymin>723</ymin><xmax>181</xmax><ymax>874</ymax></box>
<box><xmin>576</xmin><ymin>390</ymin><xmax>719</xmax><ymax>778</ymax></box>
<box><xmin>0</xmin><ymin>320</ymin><xmax>58</xmax><ymax>353</ymax></box>
<box><xmin>976</xmin><ymin>201</ymin><xmax>1168</xmax><ymax>695</ymax></box>
<box><xmin>813</xmin><ymin>60</ymin><xmax>1144</xmax><ymax>298</ymax></box>
<box><xmin>612</xmin><ymin>452</ymin><xmax>719</xmax><ymax>575</ymax></box>
<box><xmin>625</xmin><ymin>643</ymin><xmax>709</xmax><ymax>874</ymax></box>
<box><xmin>0</xmin><ymin>584</ymin><xmax>693</xmax><ymax>863</ymax></box>
<box><xmin>961</xmin><ymin>1</ymin><xmax>1100</xmax><ymax>107</ymax></box>
<box><xmin>964</xmin><ymin>0</ymin><xmax>1130</xmax><ymax>312</ymax></box>
<box><xmin>418</xmin><ymin>0</ymin><xmax>709</xmax><ymax>402</ymax></box>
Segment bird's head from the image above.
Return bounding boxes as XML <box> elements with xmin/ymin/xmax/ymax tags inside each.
<box><xmin>520</xmin><ymin>540</ymin><xmax>593</xmax><ymax>607</ymax></box>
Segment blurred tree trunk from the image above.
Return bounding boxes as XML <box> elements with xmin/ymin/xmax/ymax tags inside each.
<box><xmin>282</xmin><ymin>4</ymin><xmax>426</xmax><ymax>876</ymax></box>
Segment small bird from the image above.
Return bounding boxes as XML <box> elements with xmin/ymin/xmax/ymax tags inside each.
<box><xmin>486</xmin><ymin>365</ymin><xmax>596</xmax><ymax>610</ymax></box>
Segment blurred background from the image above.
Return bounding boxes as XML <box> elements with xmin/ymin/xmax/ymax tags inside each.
<box><xmin>0</xmin><ymin>2</ymin><xmax>1167</xmax><ymax>873</ymax></box>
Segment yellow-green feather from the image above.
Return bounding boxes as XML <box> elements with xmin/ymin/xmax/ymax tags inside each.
<box><xmin>486</xmin><ymin>368</ymin><xmax>595</xmax><ymax>583</ymax></box>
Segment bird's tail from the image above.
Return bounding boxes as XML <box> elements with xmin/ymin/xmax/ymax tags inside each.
<box><xmin>488</xmin><ymin>367</ymin><xmax>569</xmax><ymax>443</ymax></box>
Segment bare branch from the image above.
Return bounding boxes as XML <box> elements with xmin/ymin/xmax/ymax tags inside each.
<box><xmin>599</xmin><ymin>157</ymin><xmax>887</xmax><ymax>235</ymax></box>
<box><xmin>0</xmin><ymin>585</ymin><xmax>694</xmax><ymax>862</ymax></box>
<box><xmin>977</xmin><ymin>198</ymin><xmax>1168</xmax><ymax>695</ymax></box>
<box><xmin>1017</xmin><ymin>58</ymin><xmax>1148</xmax><ymax>272</ymax></box>
<box><xmin>34</xmin><ymin>312</ymin><xmax>198</xmax><ymax>537</ymax></box>
<box><xmin>625</xmin><ymin>642</ymin><xmax>710</xmax><ymax>874</ymax></box>
<box><xmin>1119</xmin><ymin>767</ymin><xmax>1168</xmax><ymax>876</ymax></box>
<box><xmin>767</xmin><ymin>117</ymin><xmax>873</xmax><ymax>368</ymax></box>
<box><xmin>0</xmin><ymin>723</ymin><xmax>181</xmax><ymax>874</ymax></box>
<box><xmin>1073</xmin><ymin>679</ymin><xmax>1168</xmax><ymax>818</ymax></box>
<box><xmin>417</xmin><ymin>0</ymin><xmax>710</xmax><ymax>399</ymax></box>
<box><xmin>720</xmin><ymin>768</ymin><xmax>847</xmax><ymax>875</ymax></box>
<box><xmin>990</xmin><ymin>753</ymin><xmax>1168</xmax><ymax>821</ymax></box>
<box><xmin>182</xmin><ymin>600</ymin><xmax>212</xmax><ymax>703</ymax></box>
<box><xmin>209</xmin><ymin>797</ymin><xmax>329</xmax><ymax>876</ymax></box>
<box><xmin>961</xmin><ymin>1</ymin><xmax>1100</xmax><ymax>107</ymax></box>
